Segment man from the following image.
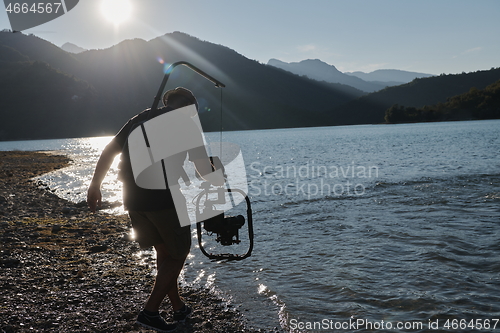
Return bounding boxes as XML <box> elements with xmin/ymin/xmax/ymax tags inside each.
<box><xmin>87</xmin><ymin>87</ymin><xmax>222</xmax><ymax>332</ymax></box>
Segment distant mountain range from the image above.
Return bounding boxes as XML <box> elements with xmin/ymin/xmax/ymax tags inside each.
<box><xmin>0</xmin><ymin>31</ymin><xmax>362</xmax><ymax>140</ymax></box>
<box><xmin>345</xmin><ymin>69</ymin><xmax>434</xmax><ymax>84</ymax></box>
<box><xmin>60</xmin><ymin>42</ymin><xmax>87</xmax><ymax>54</ymax></box>
<box><xmin>0</xmin><ymin>31</ymin><xmax>499</xmax><ymax>141</ymax></box>
<box><xmin>267</xmin><ymin>58</ymin><xmax>434</xmax><ymax>92</ymax></box>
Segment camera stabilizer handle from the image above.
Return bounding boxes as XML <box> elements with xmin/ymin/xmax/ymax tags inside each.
<box><xmin>151</xmin><ymin>61</ymin><xmax>225</xmax><ymax>112</ymax></box>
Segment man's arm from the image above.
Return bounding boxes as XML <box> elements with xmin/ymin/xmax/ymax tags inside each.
<box><xmin>87</xmin><ymin>140</ymin><xmax>122</xmax><ymax>212</ymax></box>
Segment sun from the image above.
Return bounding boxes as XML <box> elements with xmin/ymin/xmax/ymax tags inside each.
<box><xmin>101</xmin><ymin>0</ymin><xmax>132</xmax><ymax>25</ymax></box>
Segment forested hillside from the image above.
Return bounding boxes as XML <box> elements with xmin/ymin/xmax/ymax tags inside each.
<box><xmin>331</xmin><ymin>68</ymin><xmax>500</xmax><ymax>125</ymax></box>
<box><xmin>0</xmin><ymin>59</ymin><xmax>97</xmax><ymax>140</ymax></box>
<box><xmin>384</xmin><ymin>80</ymin><xmax>500</xmax><ymax>123</ymax></box>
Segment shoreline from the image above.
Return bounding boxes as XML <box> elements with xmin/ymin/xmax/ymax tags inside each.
<box><xmin>0</xmin><ymin>151</ymin><xmax>262</xmax><ymax>332</ymax></box>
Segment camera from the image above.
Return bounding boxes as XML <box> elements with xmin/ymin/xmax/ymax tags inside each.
<box><xmin>203</xmin><ymin>213</ymin><xmax>245</xmax><ymax>246</ymax></box>
<box><xmin>197</xmin><ymin>188</ymin><xmax>246</xmax><ymax>246</ymax></box>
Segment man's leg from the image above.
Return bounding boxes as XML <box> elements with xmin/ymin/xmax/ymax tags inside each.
<box><xmin>144</xmin><ymin>243</ymin><xmax>186</xmax><ymax>312</ymax></box>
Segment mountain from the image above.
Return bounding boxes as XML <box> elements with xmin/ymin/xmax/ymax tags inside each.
<box><xmin>268</xmin><ymin>59</ymin><xmax>435</xmax><ymax>91</ymax></box>
<box><xmin>1</xmin><ymin>31</ymin><xmax>498</xmax><ymax>141</ymax></box>
<box><xmin>268</xmin><ymin>58</ymin><xmax>386</xmax><ymax>92</ymax></box>
<box><xmin>61</xmin><ymin>42</ymin><xmax>87</xmax><ymax>54</ymax></box>
<box><xmin>0</xmin><ymin>60</ymin><xmax>97</xmax><ymax>140</ymax></box>
<box><xmin>0</xmin><ymin>31</ymin><xmax>364</xmax><ymax>140</ymax></box>
<box><xmin>0</xmin><ymin>32</ymin><xmax>80</xmax><ymax>74</ymax></box>
<box><xmin>345</xmin><ymin>69</ymin><xmax>434</xmax><ymax>84</ymax></box>
<box><xmin>0</xmin><ymin>44</ymin><xmax>30</xmax><ymax>62</ymax></box>
<box><xmin>331</xmin><ymin>68</ymin><xmax>500</xmax><ymax>125</ymax></box>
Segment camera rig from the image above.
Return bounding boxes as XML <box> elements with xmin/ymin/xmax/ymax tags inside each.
<box><xmin>149</xmin><ymin>61</ymin><xmax>253</xmax><ymax>261</ymax></box>
<box><xmin>195</xmin><ymin>178</ymin><xmax>254</xmax><ymax>261</ymax></box>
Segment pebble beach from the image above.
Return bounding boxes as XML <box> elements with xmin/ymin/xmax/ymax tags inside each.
<box><xmin>0</xmin><ymin>151</ymin><xmax>263</xmax><ymax>333</ymax></box>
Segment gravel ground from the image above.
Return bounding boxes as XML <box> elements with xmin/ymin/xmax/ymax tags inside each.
<box><xmin>0</xmin><ymin>151</ymin><xmax>266</xmax><ymax>333</ymax></box>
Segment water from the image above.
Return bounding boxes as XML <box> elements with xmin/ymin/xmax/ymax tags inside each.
<box><xmin>2</xmin><ymin>120</ymin><xmax>500</xmax><ymax>332</ymax></box>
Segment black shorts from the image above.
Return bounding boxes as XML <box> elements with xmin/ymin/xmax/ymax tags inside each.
<box><xmin>128</xmin><ymin>208</ymin><xmax>191</xmax><ymax>260</ymax></box>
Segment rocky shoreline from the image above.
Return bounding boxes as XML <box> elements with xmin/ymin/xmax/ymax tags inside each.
<box><xmin>0</xmin><ymin>151</ymin><xmax>265</xmax><ymax>332</ymax></box>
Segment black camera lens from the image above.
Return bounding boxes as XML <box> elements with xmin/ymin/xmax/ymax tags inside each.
<box><xmin>225</xmin><ymin>215</ymin><xmax>245</xmax><ymax>228</ymax></box>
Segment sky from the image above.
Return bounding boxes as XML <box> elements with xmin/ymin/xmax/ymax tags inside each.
<box><xmin>1</xmin><ymin>0</ymin><xmax>499</xmax><ymax>75</ymax></box>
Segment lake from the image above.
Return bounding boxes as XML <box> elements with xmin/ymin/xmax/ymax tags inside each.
<box><xmin>2</xmin><ymin>119</ymin><xmax>500</xmax><ymax>332</ymax></box>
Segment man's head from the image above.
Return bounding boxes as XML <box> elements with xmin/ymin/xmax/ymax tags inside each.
<box><xmin>162</xmin><ymin>87</ymin><xmax>198</xmax><ymax>111</ymax></box>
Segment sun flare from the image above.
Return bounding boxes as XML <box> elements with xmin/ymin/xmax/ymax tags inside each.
<box><xmin>101</xmin><ymin>0</ymin><xmax>132</xmax><ymax>25</ymax></box>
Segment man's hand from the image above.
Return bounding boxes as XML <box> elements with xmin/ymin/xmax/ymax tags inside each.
<box><xmin>87</xmin><ymin>185</ymin><xmax>102</xmax><ymax>213</ymax></box>
<box><xmin>193</xmin><ymin>158</ymin><xmax>225</xmax><ymax>187</ymax></box>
